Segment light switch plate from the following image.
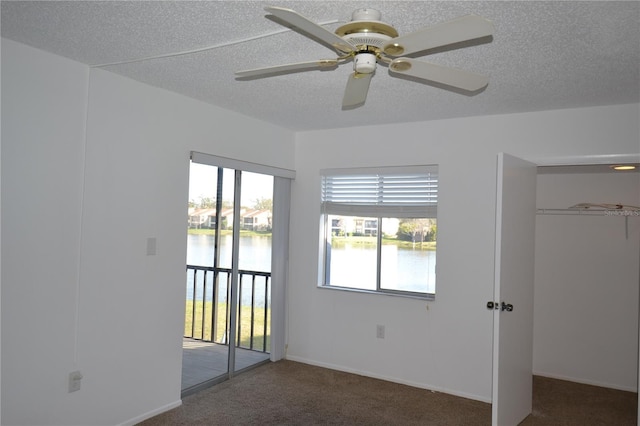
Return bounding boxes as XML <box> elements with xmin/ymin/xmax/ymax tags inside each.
<box><xmin>146</xmin><ymin>237</ymin><xmax>157</xmax><ymax>256</ymax></box>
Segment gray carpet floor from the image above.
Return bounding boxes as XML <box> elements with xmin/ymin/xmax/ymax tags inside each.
<box><xmin>140</xmin><ymin>360</ymin><xmax>637</xmax><ymax>425</ymax></box>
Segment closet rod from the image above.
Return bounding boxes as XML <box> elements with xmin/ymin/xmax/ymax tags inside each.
<box><xmin>537</xmin><ymin>208</ymin><xmax>638</xmax><ymax>239</ymax></box>
<box><xmin>537</xmin><ymin>208</ymin><xmax>640</xmax><ymax>216</ymax></box>
<box><xmin>537</xmin><ymin>208</ymin><xmax>611</xmax><ymax>216</ymax></box>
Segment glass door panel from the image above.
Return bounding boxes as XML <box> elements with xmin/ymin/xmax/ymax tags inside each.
<box><xmin>183</xmin><ymin>162</ymin><xmax>229</xmax><ymax>392</ymax></box>
<box><xmin>183</xmin><ymin>164</ymin><xmax>273</xmax><ymax>392</ymax></box>
<box><xmin>234</xmin><ymin>171</ymin><xmax>273</xmax><ymax>373</ymax></box>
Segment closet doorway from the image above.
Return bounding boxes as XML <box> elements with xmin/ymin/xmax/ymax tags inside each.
<box><xmin>491</xmin><ymin>155</ymin><xmax>639</xmax><ymax>424</ymax></box>
<box><xmin>534</xmin><ymin>164</ymin><xmax>639</xmax><ymax>394</ymax></box>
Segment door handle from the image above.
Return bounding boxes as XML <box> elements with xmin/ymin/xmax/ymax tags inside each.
<box><xmin>486</xmin><ymin>301</ymin><xmax>514</xmax><ymax>311</ymax></box>
<box><xmin>501</xmin><ymin>302</ymin><xmax>514</xmax><ymax>312</ymax></box>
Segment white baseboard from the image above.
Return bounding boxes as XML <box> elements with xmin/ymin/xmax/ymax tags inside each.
<box><xmin>118</xmin><ymin>399</ymin><xmax>182</xmax><ymax>426</ymax></box>
<box><xmin>533</xmin><ymin>370</ymin><xmax>638</xmax><ymax>393</ymax></box>
<box><xmin>285</xmin><ymin>355</ymin><xmax>492</xmax><ymax>404</ymax></box>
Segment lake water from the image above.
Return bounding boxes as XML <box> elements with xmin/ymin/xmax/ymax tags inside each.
<box><xmin>187</xmin><ymin>233</ymin><xmax>272</xmax><ymax>271</ymax></box>
<box><xmin>185</xmin><ymin>234</ymin><xmax>436</xmax><ymax>301</ymax></box>
<box><xmin>327</xmin><ymin>242</ymin><xmax>436</xmax><ymax>294</ymax></box>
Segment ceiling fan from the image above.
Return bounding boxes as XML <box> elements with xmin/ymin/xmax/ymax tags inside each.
<box><xmin>235</xmin><ymin>6</ymin><xmax>495</xmax><ymax>109</ymax></box>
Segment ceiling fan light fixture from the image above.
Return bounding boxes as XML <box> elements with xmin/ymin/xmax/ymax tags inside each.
<box><xmin>354</xmin><ymin>53</ymin><xmax>377</xmax><ymax>74</ymax></box>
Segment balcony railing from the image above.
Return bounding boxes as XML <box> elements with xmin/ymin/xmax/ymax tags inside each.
<box><xmin>185</xmin><ymin>264</ymin><xmax>271</xmax><ymax>353</ymax></box>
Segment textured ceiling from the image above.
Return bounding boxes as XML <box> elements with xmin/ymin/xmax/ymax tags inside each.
<box><xmin>2</xmin><ymin>1</ymin><xmax>639</xmax><ymax>131</ymax></box>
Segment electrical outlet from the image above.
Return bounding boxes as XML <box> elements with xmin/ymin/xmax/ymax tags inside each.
<box><xmin>68</xmin><ymin>371</ymin><xmax>83</xmax><ymax>393</ymax></box>
<box><xmin>376</xmin><ymin>324</ymin><xmax>385</xmax><ymax>339</ymax></box>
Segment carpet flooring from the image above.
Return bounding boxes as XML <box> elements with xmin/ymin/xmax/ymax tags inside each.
<box><xmin>139</xmin><ymin>360</ymin><xmax>637</xmax><ymax>425</ymax></box>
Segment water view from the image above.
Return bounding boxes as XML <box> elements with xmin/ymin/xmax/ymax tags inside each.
<box><xmin>327</xmin><ymin>242</ymin><xmax>436</xmax><ymax>293</ymax></box>
<box><xmin>186</xmin><ymin>234</ymin><xmax>271</xmax><ymax>304</ymax></box>
<box><xmin>185</xmin><ymin>233</ymin><xmax>436</xmax><ymax>300</ymax></box>
<box><xmin>187</xmin><ymin>233</ymin><xmax>272</xmax><ymax>271</ymax></box>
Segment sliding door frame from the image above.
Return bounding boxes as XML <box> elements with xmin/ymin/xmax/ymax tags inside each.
<box><xmin>190</xmin><ymin>151</ymin><xmax>295</xmax><ymax>366</ymax></box>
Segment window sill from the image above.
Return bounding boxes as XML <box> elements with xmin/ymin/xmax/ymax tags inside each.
<box><xmin>317</xmin><ymin>284</ymin><xmax>435</xmax><ymax>301</ymax></box>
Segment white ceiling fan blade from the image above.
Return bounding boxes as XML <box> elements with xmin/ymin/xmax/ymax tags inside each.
<box><xmin>265</xmin><ymin>6</ymin><xmax>355</xmax><ymax>54</ymax></box>
<box><xmin>389</xmin><ymin>58</ymin><xmax>489</xmax><ymax>91</ymax></box>
<box><xmin>236</xmin><ymin>59</ymin><xmax>339</xmax><ymax>79</ymax></box>
<box><xmin>342</xmin><ymin>72</ymin><xmax>372</xmax><ymax>108</ymax></box>
<box><xmin>383</xmin><ymin>15</ymin><xmax>494</xmax><ymax>56</ymax></box>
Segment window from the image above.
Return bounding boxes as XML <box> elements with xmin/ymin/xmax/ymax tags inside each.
<box><xmin>320</xmin><ymin>166</ymin><xmax>438</xmax><ymax>298</ymax></box>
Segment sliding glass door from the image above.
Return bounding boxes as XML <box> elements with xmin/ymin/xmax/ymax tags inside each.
<box><xmin>182</xmin><ymin>152</ymin><xmax>292</xmax><ymax>395</ymax></box>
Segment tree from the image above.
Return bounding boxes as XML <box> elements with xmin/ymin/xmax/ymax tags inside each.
<box><xmin>425</xmin><ymin>224</ymin><xmax>437</xmax><ymax>242</ymax></box>
<box><xmin>199</xmin><ymin>197</ymin><xmax>216</xmax><ymax>208</ymax></box>
<box><xmin>397</xmin><ymin>218</ymin><xmax>436</xmax><ymax>242</ymax></box>
<box><xmin>252</xmin><ymin>197</ymin><xmax>273</xmax><ymax>211</ymax></box>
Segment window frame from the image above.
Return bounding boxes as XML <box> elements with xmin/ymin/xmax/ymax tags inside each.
<box><xmin>318</xmin><ymin>166</ymin><xmax>438</xmax><ymax>300</ymax></box>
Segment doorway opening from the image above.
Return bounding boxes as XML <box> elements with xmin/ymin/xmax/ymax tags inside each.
<box><xmin>182</xmin><ymin>161</ymin><xmax>274</xmax><ymax>395</ymax></box>
<box><xmin>533</xmin><ymin>164</ymin><xmax>639</xmax><ymax>392</ymax></box>
<box><xmin>492</xmin><ymin>155</ymin><xmax>639</xmax><ymax>425</ymax></box>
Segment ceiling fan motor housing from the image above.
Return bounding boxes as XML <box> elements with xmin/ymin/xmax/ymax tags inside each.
<box><xmin>335</xmin><ymin>8</ymin><xmax>398</xmax><ymax>51</ymax></box>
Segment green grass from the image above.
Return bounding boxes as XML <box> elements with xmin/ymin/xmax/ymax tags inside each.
<box><xmin>185</xmin><ymin>300</ymin><xmax>271</xmax><ymax>351</ymax></box>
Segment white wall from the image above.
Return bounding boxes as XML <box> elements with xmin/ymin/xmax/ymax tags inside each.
<box><xmin>2</xmin><ymin>38</ymin><xmax>89</xmax><ymax>426</ymax></box>
<box><xmin>1</xmin><ymin>39</ymin><xmax>294</xmax><ymax>426</ymax></box>
<box><xmin>3</xmin><ymin>36</ymin><xmax>638</xmax><ymax>425</ymax></box>
<box><xmin>534</xmin><ymin>172</ymin><xmax>640</xmax><ymax>391</ymax></box>
<box><xmin>289</xmin><ymin>104</ymin><xmax>640</xmax><ymax>402</ymax></box>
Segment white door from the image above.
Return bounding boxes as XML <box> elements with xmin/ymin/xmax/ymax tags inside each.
<box><xmin>492</xmin><ymin>153</ymin><xmax>537</xmax><ymax>425</ymax></box>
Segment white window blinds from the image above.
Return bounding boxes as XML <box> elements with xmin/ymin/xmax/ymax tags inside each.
<box><xmin>321</xmin><ymin>166</ymin><xmax>438</xmax><ymax>217</ymax></box>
